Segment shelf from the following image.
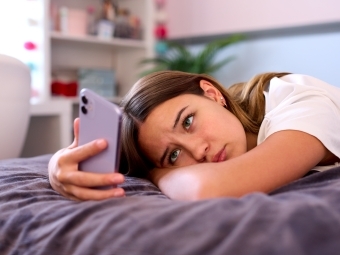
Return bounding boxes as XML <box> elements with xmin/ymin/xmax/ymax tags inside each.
<box><xmin>51</xmin><ymin>95</ymin><xmax>123</xmax><ymax>105</ymax></box>
<box><xmin>50</xmin><ymin>31</ymin><xmax>146</xmax><ymax>49</ymax></box>
<box><xmin>30</xmin><ymin>99</ymin><xmax>73</xmax><ymax>116</ymax></box>
<box><xmin>20</xmin><ymin>0</ymin><xmax>154</xmax><ymax>156</ymax></box>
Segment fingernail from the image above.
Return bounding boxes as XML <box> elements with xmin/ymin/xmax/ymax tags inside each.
<box><xmin>114</xmin><ymin>189</ymin><xmax>124</xmax><ymax>197</ymax></box>
<box><xmin>96</xmin><ymin>139</ymin><xmax>106</xmax><ymax>149</ymax></box>
<box><xmin>111</xmin><ymin>174</ymin><xmax>124</xmax><ymax>183</ymax></box>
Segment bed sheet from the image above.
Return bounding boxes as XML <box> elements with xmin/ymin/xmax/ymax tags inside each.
<box><xmin>1</xmin><ymin>155</ymin><xmax>340</xmax><ymax>255</ymax></box>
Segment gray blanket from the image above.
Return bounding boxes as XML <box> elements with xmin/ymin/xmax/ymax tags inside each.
<box><xmin>1</xmin><ymin>155</ymin><xmax>340</xmax><ymax>255</ymax></box>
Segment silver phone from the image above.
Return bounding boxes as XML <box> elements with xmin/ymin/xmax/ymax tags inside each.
<box><xmin>78</xmin><ymin>88</ymin><xmax>122</xmax><ymax>175</ymax></box>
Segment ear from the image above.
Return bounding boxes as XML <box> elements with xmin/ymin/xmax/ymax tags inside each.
<box><xmin>199</xmin><ymin>80</ymin><xmax>222</xmax><ymax>102</ymax></box>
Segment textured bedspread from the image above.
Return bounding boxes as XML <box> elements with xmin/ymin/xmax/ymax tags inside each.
<box><xmin>1</xmin><ymin>155</ymin><xmax>340</xmax><ymax>255</ymax></box>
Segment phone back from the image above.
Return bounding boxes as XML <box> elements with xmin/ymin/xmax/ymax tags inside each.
<box><xmin>78</xmin><ymin>89</ymin><xmax>122</xmax><ymax>174</ymax></box>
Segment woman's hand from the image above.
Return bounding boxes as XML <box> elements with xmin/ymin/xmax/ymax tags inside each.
<box><xmin>48</xmin><ymin>118</ymin><xmax>125</xmax><ymax>201</ymax></box>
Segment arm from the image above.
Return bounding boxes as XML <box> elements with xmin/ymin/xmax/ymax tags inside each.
<box><xmin>149</xmin><ymin>130</ymin><xmax>329</xmax><ymax>201</ymax></box>
<box><xmin>48</xmin><ymin>118</ymin><xmax>125</xmax><ymax>201</ymax></box>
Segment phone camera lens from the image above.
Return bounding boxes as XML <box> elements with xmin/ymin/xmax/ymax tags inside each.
<box><xmin>81</xmin><ymin>96</ymin><xmax>88</xmax><ymax>104</ymax></box>
<box><xmin>81</xmin><ymin>106</ymin><xmax>88</xmax><ymax>114</ymax></box>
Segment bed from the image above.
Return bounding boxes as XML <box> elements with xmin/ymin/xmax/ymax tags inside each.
<box><xmin>1</xmin><ymin>154</ymin><xmax>340</xmax><ymax>255</ymax></box>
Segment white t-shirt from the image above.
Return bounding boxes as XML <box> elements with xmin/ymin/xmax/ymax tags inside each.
<box><xmin>257</xmin><ymin>74</ymin><xmax>340</xmax><ymax>171</ymax></box>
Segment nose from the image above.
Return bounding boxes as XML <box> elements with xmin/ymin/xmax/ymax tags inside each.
<box><xmin>184</xmin><ymin>137</ymin><xmax>209</xmax><ymax>162</ymax></box>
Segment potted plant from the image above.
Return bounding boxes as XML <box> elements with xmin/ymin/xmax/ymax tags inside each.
<box><xmin>139</xmin><ymin>34</ymin><xmax>245</xmax><ymax>76</ymax></box>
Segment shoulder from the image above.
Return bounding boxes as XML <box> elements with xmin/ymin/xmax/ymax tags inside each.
<box><xmin>265</xmin><ymin>74</ymin><xmax>340</xmax><ymax>112</ymax></box>
<box><xmin>276</xmin><ymin>73</ymin><xmax>331</xmax><ymax>86</ymax></box>
<box><xmin>258</xmin><ymin>74</ymin><xmax>340</xmax><ymax>158</ymax></box>
<box><xmin>269</xmin><ymin>74</ymin><xmax>340</xmax><ymax>95</ymax></box>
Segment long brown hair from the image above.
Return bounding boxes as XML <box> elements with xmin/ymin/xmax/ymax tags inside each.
<box><xmin>119</xmin><ymin>71</ymin><xmax>289</xmax><ymax>177</ymax></box>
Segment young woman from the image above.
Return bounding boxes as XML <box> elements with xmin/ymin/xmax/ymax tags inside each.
<box><xmin>48</xmin><ymin>71</ymin><xmax>340</xmax><ymax>201</ymax></box>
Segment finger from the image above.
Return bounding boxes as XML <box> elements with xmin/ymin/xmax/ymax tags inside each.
<box><xmin>64</xmin><ymin>139</ymin><xmax>108</xmax><ymax>164</ymax></box>
<box><xmin>69</xmin><ymin>118</ymin><xmax>80</xmax><ymax>149</ymax></box>
<box><xmin>74</xmin><ymin>118</ymin><xmax>79</xmax><ymax>145</ymax></box>
<box><xmin>57</xmin><ymin>189</ymin><xmax>81</xmax><ymax>202</ymax></box>
<box><xmin>58</xmin><ymin>171</ymin><xmax>125</xmax><ymax>187</ymax></box>
<box><xmin>63</xmin><ymin>184</ymin><xmax>125</xmax><ymax>201</ymax></box>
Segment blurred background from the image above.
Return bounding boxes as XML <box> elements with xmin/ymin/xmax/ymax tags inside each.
<box><xmin>0</xmin><ymin>0</ymin><xmax>339</xmax><ymax>158</ymax></box>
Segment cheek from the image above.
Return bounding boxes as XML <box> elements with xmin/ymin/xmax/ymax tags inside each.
<box><xmin>175</xmin><ymin>151</ymin><xmax>201</xmax><ymax>168</ymax></box>
<box><xmin>206</xmin><ymin>110</ymin><xmax>245</xmax><ymax>141</ymax></box>
<box><xmin>199</xmin><ymin>111</ymin><xmax>228</xmax><ymax>135</ymax></box>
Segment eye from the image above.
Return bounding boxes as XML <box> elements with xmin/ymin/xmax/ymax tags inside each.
<box><xmin>183</xmin><ymin>114</ymin><xmax>194</xmax><ymax>130</ymax></box>
<box><xmin>169</xmin><ymin>149</ymin><xmax>181</xmax><ymax>164</ymax></box>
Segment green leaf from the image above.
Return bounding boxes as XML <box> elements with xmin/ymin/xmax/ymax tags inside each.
<box><xmin>139</xmin><ymin>65</ymin><xmax>168</xmax><ymax>77</ymax></box>
<box><xmin>166</xmin><ymin>41</ymin><xmax>192</xmax><ymax>60</ymax></box>
<box><xmin>197</xmin><ymin>34</ymin><xmax>244</xmax><ymax>66</ymax></box>
<box><xmin>139</xmin><ymin>34</ymin><xmax>245</xmax><ymax>76</ymax></box>
<box><xmin>139</xmin><ymin>57</ymin><xmax>170</xmax><ymax>65</ymax></box>
<box><xmin>205</xmin><ymin>56</ymin><xmax>236</xmax><ymax>74</ymax></box>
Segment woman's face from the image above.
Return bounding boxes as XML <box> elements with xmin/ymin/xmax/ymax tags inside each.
<box><xmin>138</xmin><ymin>81</ymin><xmax>248</xmax><ymax>168</ymax></box>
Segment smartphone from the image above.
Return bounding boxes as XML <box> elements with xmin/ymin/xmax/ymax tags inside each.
<box><xmin>78</xmin><ymin>88</ymin><xmax>122</xmax><ymax>176</ymax></box>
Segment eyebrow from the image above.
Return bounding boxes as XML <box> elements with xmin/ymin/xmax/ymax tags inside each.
<box><xmin>160</xmin><ymin>106</ymin><xmax>189</xmax><ymax>167</ymax></box>
<box><xmin>173</xmin><ymin>106</ymin><xmax>188</xmax><ymax>129</ymax></box>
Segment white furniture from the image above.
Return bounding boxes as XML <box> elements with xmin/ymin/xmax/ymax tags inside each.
<box><xmin>21</xmin><ymin>100</ymin><xmax>73</xmax><ymax>158</ymax></box>
<box><xmin>48</xmin><ymin>0</ymin><xmax>155</xmax><ymax>98</ymax></box>
<box><xmin>19</xmin><ymin>0</ymin><xmax>155</xmax><ymax>157</ymax></box>
<box><xmin>0</xmin><ymin>54</ymin><xmax>31</xmax><ymax>159</ymax></box>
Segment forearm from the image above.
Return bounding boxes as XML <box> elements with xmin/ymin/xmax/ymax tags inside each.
<box><xmin>150</xmin><ymin>161</ymin><xmax>256</xmax><ymax>201</ymax></box>
<box><xmin>149</xmin><ymin>131</ymin><xmax>327</xmax><ymax>201</ymax></box>
<box><xmin>150</xmin><ymin>167</ymin><xmax>203</xmax><ymax>200</ymax></box>
<box><xmin>151</xmin><ymin>160</ymin><xmax>304</xmax><ymax>201</ymax></box>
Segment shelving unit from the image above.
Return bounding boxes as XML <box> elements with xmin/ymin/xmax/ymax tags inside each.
<box><xmin>50</xmin><ymin>31</ymin><xmax>146</xmax><ymax>48</ymax></box>
<box><xmin>21</xmin><ymin>0</ymin><xmax>155</xmax><ymax>157</ymax></box>
<box><xmin>49</xmin><ymin>0</ymin><xmax>155</xmax><ymax>97</ymax></box>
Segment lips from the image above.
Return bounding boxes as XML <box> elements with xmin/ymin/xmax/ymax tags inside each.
<box><xmin>212</xmin><ymin>146</ymin><xmax>227</xmax><ymax>162</ymax></box>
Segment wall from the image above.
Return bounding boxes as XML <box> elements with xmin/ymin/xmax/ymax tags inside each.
<box><xmin>165</xmin><ymin>0</ymin><xmax>340</xmax><ymax>88</ymax></box>
<box><xmin>210</xmin><ymin>30</ymin><xmax>340</xmax><ymax>88</ymax></box>
<box><xmin>166</xmin><ymin>0</ymin><xmax>340</xmax><ymax>39</ymax></box>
